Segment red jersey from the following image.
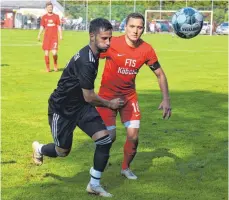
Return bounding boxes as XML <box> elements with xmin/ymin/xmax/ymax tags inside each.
<box><xmin>99</xmin><ymin>35</ymin><xmax>158</xmax><ymax>98</ymax></box>
<box><xmin>41</xmin><ymin>13</ymin><xmax>60</xmax><ymax>39</ymax></box>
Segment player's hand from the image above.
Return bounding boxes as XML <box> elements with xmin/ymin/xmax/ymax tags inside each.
<box><xmin>158</xmin><ymin>99</ymin><xmax>172</xmax><ymax>119</ymax></box>
<box><xmin>37</xmin><ymin>35</ymin><xmax>40</xmax><ymax>41</ymax></box>
<box><xmin>109</xmin><ymin>98</ymin><xmax>124</xmax><ymax>109</ymax></box>
<box><xmin>60</xmin><ymin>35</ymin><xmax>63</xmax><ymax>40</ymax></box>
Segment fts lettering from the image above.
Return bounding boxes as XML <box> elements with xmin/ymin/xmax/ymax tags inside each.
<box><xmin>125</xmin><ymin>59</ymin><xmax>136</xmax><ymax>68</ymax></box>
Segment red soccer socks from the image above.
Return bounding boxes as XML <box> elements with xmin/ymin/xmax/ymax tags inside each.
<box><xmin>122</xmin><ymin>139</ymin><xmax>138</xmax><ymax>170</ymax></box>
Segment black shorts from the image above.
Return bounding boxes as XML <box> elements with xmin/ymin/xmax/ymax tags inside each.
<box><xmin>48</xmin><ymin>105</ymin><xmax>106</xmax><ymax>149</ymax></box>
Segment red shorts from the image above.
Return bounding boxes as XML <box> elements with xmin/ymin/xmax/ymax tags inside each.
<box><xmin>97</xmin><ymin>93</ymin><xmax>141</xmax><ymax>128</ymax></box>
<box><xmin>42</xmin><ymin>37</ymin><xmax>58</xmax><ymax>50</ymax></box>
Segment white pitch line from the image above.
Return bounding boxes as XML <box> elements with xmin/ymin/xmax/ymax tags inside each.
<box><xmin>1</xmin><ymin>44</ymin><xmax>227</xmax><ymax>53</ymax></box>
<box><xmin>1</xmin><ymin>43</ymin><xmax>41</xmax><ymax>47</ymax></box>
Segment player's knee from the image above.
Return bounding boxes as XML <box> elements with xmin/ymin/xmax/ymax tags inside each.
<box><xmin>44</xmin><ymin>50</ymin><xmax>49</xmax><ymax>56</ymax></box>
<box><xmin>111</xmin><ymin>134</ymin><xmax>116</xmax><ymax>143</ymax></box>
<box><xmin>55</xmin><ymin>146</ymin><xmax>71</xmax><ymax>157</ymax></box>
<box><xmin>52</xmin><ymin>50</ymin><xmax>57</xmax><ymax>56</ymax></box>
<box><xmin>125</xmin><ymin>120</ymin><xmax>140</xmax><ymax>141</ymax></box>
<box><xmin>127</xmin><ymin>134</ymin><xmax>139</xmax><ymax>141</ymax></box>
<box><xmin>106</xmin><ymin>126</ymin><xmax>116</xmax><ymax>142</ymax></box>
<box><xmin>108</xmin><ymin>129</ymin><xmax>116</xmax><ymax>143</ymax></box>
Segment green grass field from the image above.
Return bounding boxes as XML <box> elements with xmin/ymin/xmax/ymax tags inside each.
<box><xmin>1</xmin><ymin>29</ymin><xmax>228</xmax><ymax>200</ymax></box>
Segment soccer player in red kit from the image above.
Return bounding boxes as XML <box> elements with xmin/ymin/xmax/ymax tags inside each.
<box><xmin>37</xmin><ymin>2</ymin><xmax>62</xmax><ymax>72</ymax></box>
<box><xmin>97</xmin><ymin>13</ymin><xmax>172</xmax><ymax>179</ymax></box>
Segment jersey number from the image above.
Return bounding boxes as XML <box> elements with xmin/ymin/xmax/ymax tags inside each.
<box><xmin>132</xmin><ymin>102</ymin><xmax>140</xmax><ymax>113</ymax></box>
<box><xmin>53</xmin><ymin>42</ymin><xmax>57</xmax><ymax>49</ymax></box>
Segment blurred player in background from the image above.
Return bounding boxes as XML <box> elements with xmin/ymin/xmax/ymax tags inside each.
<box><xmin>37</xmin><ymin>1</ymin><xmax>62</xmax><ymax>72</ymax></box>
<box><xmin>97</xmin><ymin>13</ymin><xmax>172</xmax><ymax>180</ymax></box>
<box><xmin>149</xmin><ymin>19</ymin><xmax>156</xmax><ymax>33</ymax></box>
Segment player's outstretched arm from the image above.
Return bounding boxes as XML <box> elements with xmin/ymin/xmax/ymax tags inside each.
<box><xmin>82</xmin><ymin>88</ymin><xmax>124</xmax><ymax>109</ymax></box>
<box><xmin>153</xmin><ymin>67</ymin><xmax>172</xmax><ymax>119</ymax></box>
<box><xmin>37</xmin><ymin>26</ymin><xmax>44</xmax><ymax>41</ymax></box>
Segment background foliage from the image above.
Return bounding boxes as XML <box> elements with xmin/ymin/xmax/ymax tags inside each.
<box><xmin>58</xmin><ymin>0</ymin><xmax>228</xmax><ymax>24</ymax></box>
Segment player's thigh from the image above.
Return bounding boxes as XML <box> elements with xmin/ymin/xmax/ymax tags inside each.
<box><xmin>78</xmin><ymin>105</ymin><xmax>108</xmax><ymax>140</ymax></box>
<box><xmin>126</xmin><ymin>127</ymin><xmax>139</xmax><ymax>141</ymax></box>
<box><xmin>96</xmin><ymin>106</ymin><xmax>117</xmax><ymax>130</ymax></box>
<box><xmin>42</xmin><ymin>38</ymin><xmax>58</xmax><ymax>51</ymax></box>
<box><xmin>120</xmin><ymin>94</ymin><xmax>141</xmax><ymax>129</ymax></box>
<box><xmin>42</xmin><ymin>43</ymin><xmax>50</xmax><ymax>51</ymax></box>
<box><xmin>42</xmin><ymin>37</ymin><xmax>50</xmax><ymax>51</ymax></box>
<box><xmin>48</xmin><ymin>113</ymin><xmax>77</xmax><ymax>149</ymax></box>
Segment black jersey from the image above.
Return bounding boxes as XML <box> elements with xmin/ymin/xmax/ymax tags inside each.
<box><xmin>48</xmin><ymin>45</ymin><xmax>99</xmax><ymax>118</ymax></box>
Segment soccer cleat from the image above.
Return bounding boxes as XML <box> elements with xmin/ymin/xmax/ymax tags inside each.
<box><xmin>121</xmin><ymin>168</ymin><xmax>137</xmax><ymax>180</ymax></box>
<box><xmin>54</xmin><ymin>65</ymin><xmax>58</xmax><ymax>72</ymax></box>
<box><xmin>32</xmin><ymin>141</ymin><xmax>43</xmax><ymax>166</ymax></box>
<box><xmin>46</xmin><ymin>67</ymin><xmax>50</xmax><ymax>72</ymax></box>
<box><xmin>86</xmin><ymin>183</ymin><xmax>113</xmax><ymax>198</ymax></box>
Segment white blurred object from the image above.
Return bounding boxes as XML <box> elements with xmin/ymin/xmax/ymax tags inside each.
<box><xmin>216</xmin><ymin>22</ymin><xmax>229</xmax><ymax>35</ymax></box>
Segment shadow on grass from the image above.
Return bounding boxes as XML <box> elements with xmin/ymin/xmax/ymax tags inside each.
<box><xmin>0</xmin><ymin>64</ymin><xmax>10</xmax><ymax>67</ymax></box>
<box><xmin>55</xmin><ymin>67</ymin><xmax>65</xmax><ymax>72</ymax></box>
<box><xmin>3</xmin><ymin>90</ymin><xmax>228</xmax><ymax>200</ymax></box>
<box><xmin>1</xmin><ymin>160</ymin><xmax>17</xmax><ymax>164</ymax></box>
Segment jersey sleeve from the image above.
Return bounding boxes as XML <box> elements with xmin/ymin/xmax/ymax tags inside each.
<box><xmin>40</xmin><ymin>16</ymin><xmax>45</xmax><ymax>27</ymax></box>
<box><xmin>145</xmin><ymin>46</ymin><xmax>159</xmax><ymax>66</ymax></box>
<box><xmin>78</xmin><ymin>62</ymin><xmax>96</xmax><ymax>90</ymax></box>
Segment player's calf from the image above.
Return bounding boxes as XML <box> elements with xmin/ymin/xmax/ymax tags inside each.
<box><xmin>44</xmin><ymin>55</ymin><xmax>50</xmax><ymax>72</ymax></box>
<box><xmin>87</xmin><ymin>135</ymin><xmax>113</xmax><ymax>196</ymax></box>
<box><xmin>93</xmin><ymin>134</ymin><xmax>112</xmax><ymax>172</ymax></box>
<box><xmin>53</xmin><ymin>55</ymin><xmax>58</xmax><ymax>71</ymax></box>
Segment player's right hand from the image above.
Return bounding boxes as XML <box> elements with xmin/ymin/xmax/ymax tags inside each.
<box><xmin>109</xmin><ymin>98</ymin><xmax>124</xmax><ymax>109</ymax></box>
<box><xmin>158</xmin><ymin>99</ymin><xmax>172</xmax><ymax>119</ymax></box>
<box><xmin>37</xmin><ymin>36</ymin><xmax>40</xmax><ymax>41</ymax></box>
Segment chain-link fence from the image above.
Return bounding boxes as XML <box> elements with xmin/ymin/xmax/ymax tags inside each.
<box><xmin>1</xmin><ymin>0</ymin><xmax>228</xmax><ymax>33</ymax></box>
<box><xmin>59</xmin><ymin>0</ymin><xmax>228</xmax><ymax>35</ymax></box>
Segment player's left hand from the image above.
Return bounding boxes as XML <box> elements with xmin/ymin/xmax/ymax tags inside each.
<box><xmin>60</xmin><ymin>35</ymin><xmax>63</xmax><ymax>40</ymax></box>
<box><xmin>158</xmin><ymin>99</ymin><xmax>172</xmax><ymax>119</ymax></box>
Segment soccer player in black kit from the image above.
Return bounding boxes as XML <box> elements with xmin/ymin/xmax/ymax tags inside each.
<box><xmin>32</xmin><ymin>18</ymin><xmax>124</xmax><ymax>197</ymax></box>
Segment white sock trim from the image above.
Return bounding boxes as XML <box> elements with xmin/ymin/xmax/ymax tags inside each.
<box><xmin>90</xmin><ymin>167</ymin><xmax>102</xmax><ymax>178</ymax></box>
<box><xmin>90</xmin><ymin>167</ymin><xmax>101</xmax><ymax>186</ymax></box>
<box><xmin>37</xmin><ymin>144</ymin><xmax>44</xmax><ymax>154</ymax></box>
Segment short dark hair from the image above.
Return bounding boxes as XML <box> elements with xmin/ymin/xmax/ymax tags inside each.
<box><xmin>89</xmin><ymin>18</ymin><xmax>113</xmax><ymax>34</ymax></box>
<box><xmin>126</xmin><ymin>13</ymin><xmax>145</xmax><ymax>25</ymax></box>
<box><xmin>46</xmin><ymin>1</ymin><xmax>53</xmax><ymax>7</ymax></box>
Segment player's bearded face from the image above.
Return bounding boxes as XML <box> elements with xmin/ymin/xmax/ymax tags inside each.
<box><xmin>46</xmin><ymin>5</ymin><xmax>53</xmax><ymax>14</ymax></box>
<box><xmin>125</xmin><ymin>18</ymin><xmax>144</xmax><ymax>42</ymax></box>
<box><xmin>95</xmin><ymin>30</ymin><xmax>112</xmax><ymax>52</ymax></box>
